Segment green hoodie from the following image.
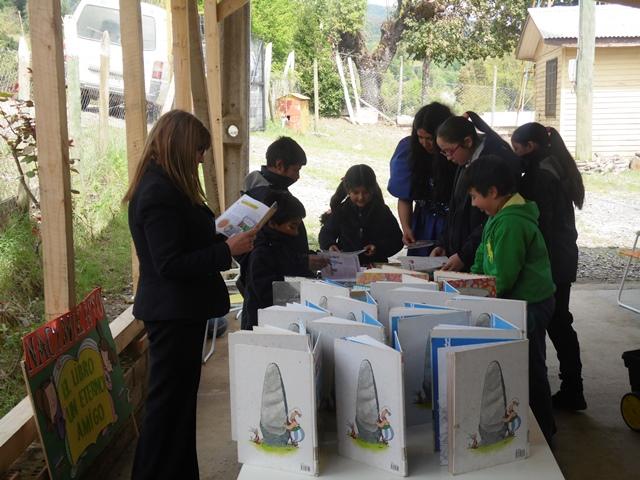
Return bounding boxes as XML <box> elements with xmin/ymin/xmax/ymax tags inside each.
<box><xmin>471</xmin><ymin>194</ymin><xmax>555</xmax><ymax>302</ymax></box>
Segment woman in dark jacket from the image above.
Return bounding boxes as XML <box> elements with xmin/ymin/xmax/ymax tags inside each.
<box><xmin>124</xmin><ymin>110</ymin><xmax>254</xmax><ymax>480</ymax></box>
<box><xmin>387</xmin><ymin>102</ymin><xmax>457</xmax><ymax>255</ymax></box>
<box><xmin>320</xmin><ymin>164</ymin><xmax>403</xmax><ymax>265</ymax></box>
<box><xmin>432</xmin><ymin>112</ymin><xmax>522</xmax><ymax>271</ymax></box>
<box><xmin>512</xmin><ymin>122</ymin><xmax>587</xmax><ymax>411</ymax></box>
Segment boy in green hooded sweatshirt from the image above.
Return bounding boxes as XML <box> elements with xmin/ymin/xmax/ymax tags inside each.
<box><xmin>463</xmin><ymin>154</ymin><xmax>556</xmax><ymax>447</ymax></box>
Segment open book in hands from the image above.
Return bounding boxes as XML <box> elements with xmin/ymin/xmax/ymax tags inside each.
<box><xmin>215</xmin><ymin>194</ymin><xmax>277</xmax><ymax>237</ymax></box>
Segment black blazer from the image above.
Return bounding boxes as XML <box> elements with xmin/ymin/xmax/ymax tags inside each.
<box><xmin>128</xmin><ymin>163</ymin><xmax>232</xmax><ymax>321</ymax></box>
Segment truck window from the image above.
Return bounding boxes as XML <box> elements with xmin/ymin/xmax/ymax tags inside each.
<box><xmin>77</xmin><ymin>5</ymin><xmax>157</xmax><ymax>51</ymax></box>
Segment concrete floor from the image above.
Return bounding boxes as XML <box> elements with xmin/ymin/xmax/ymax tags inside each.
<box><xmin>110</xmin><ymin>284</ymin><xmax>640</xmax><ymax>479</ymax></box>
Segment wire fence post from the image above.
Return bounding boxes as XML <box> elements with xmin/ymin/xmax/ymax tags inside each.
<box><xmin>397</xmin><ymin>55</ymin><xmax>403</xmax><ymax>117</ymax></box>
<box><xmin>99</xmin><ymin>31</ymin><xmax>110</xmax><ymax>153</ymax></box>
<box><xmin>63</xmin><ymin>18</ymin><xmax>82</xmax><ymax>143</ymax></box>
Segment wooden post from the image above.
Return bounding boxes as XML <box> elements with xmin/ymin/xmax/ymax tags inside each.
<box><xmin>347</xmin><ymin>57</ymin><xmax>361</xmax><ymax>116</ymax></box>
<box><xmin>171</xmin><ymin>0</ymin><xmax>191</xmax><ymax>111</ymax></box>
<box><xmin>188</xmin><ymin>0</ymin><xmax>221</xmax><ymax>214</ymax></box>
<box><xmin>491</xmin><ymin>64</ymin><xmax>497</xmax><ymax>127</ymax></box>
<box><xmin>264</xmin><ymin>42</ymin><xmax>272</xmax><ymax>123</ymax></box>
<box><xmin>99</xmin><ymin>31</ymin><xmax>110</xmax><ymax>152</ymax></box>
<box><xmin>63</xmin><ymin>18</ymin><xmax>82</xmax><ymax>142</ymax></box>
<box><xmin>313</xmin><ymin>58</ymin><xmax>319</xmax><ymax>132</ymax></box>
<box><xmin>204</xmin><ymin>0</ymin><xmax>226</xmax><ymax>209</ymax></box>
<box><xmin>335</xmin><ymin>52</ymin><xmax>355</xmax><ymax>124</ymax></box>
<box><xmin>17</xmin><ymin>36</ymin><xmax>30</xmax><ymax>101</ymax></box>
<box><xmin>29</xmin><ymin>0</ymin><xmax>75</xmax><ymax>318</ymax></box>
<box><xmin>221</xmin><ymin>3</ymin><xmax>250</xmax><ymax>208</ymax></box>
<box><xmin>396</xmin><ymin>55</ymin><xmax>403</xmax><ymax>117</ymax></box>
<box><xmin>119</xmin><ymin>0</ymin><xmax>148</xmax><ymax>292</ymax></box>
<box><xmin>576</xmin><ymin>0</ymin><xmax>595</xmax><ymax>163</ymax></box>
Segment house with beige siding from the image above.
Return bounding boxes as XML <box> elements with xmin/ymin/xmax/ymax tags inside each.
<box><xmin>516</xmin><ymin>5</ymin><xmax>640</xmax><ymax>162</ymax></box>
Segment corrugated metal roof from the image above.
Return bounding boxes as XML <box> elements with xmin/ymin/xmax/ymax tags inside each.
<box><xmin>528</xmin><ymin>4</ymin><xmax>640</xmax><ymax>40</ymax></box>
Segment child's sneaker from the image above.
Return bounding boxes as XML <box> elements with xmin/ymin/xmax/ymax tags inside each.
<box><xmin>552</xmin><ymin>389</ymin><xmax>587</xmax><ymax>411</ymax></box>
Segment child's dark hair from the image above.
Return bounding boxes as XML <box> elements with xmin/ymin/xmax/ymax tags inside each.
<box><xmin>462</xmin><ymin>154</ymin><xmax>517</xmax><ymax>197</ymax></box>
<box><xmin>410</xmin><ymin>102</ymin><xmax>454</xmax><ymax>201</ymax></box>
<box><xmin>265</xmin><ymin>136</ymin><xmax>307</xmax><ymax>168</ymax></box>
<box><xmin>437</xmin><ymin>111</ymin><xmax>511</xmax><ymax>151</ymax></box>
<box><xmin>264</xmin><ymin>190</ymin><xmax>306</xmax><ymax>224</ymax></box>
<box><xmin>512</xmin><ymin>122</ymin><xmax>585</xmax><ymax>209</ymax></box>
<box><xmin>321</xmin><ymin>164</ymin><xmax>383</xmax><ymax>223</ymax></box>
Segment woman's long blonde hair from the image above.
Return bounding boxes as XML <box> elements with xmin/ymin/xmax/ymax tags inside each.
<box><xmin>123</xmin><ymin>110</ymin><xmax>211</xmax><ymax>205</ymax></box>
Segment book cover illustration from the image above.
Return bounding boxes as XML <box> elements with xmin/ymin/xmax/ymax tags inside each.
<box><xmin>448</xmin><ymin>340</ymin><xmax>529</xmax><ymax>475</ymax></box>
<box><xmin>434</xmin><ymin>271</ymin><xmax>497</xmax><ymax>297</ymax></box>
<box><xmin>445</xmin><ymin>295</ymin><xmax>527</xmax><ymax>337</ymax></box>
<box><xmin>235</xmin><ymin>344</ymin><xmax>318</xmax><ymax>475</ymax></box>
<box><xmin>300</xmin><ymin>280</ymin><xmax>350</xmax><ymax>309</ymax></box>
<box><xmin>335</xmin><ymin>336</ymin><xmax>406</xmax><ymax>476</ymax></box>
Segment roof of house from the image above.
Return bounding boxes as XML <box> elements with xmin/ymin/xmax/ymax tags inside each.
<box><xmin>516</xmin><ymin>4</ymin><xmax>640</xmax><ymax>61</ymax></box>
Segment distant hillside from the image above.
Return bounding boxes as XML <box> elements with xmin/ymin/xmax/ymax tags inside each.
<box><xmin>365</xmin><ymin>3</ymin><xmax>390</xmax><ymax>49</ymax></box>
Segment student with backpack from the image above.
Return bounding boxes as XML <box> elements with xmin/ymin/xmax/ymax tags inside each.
<box><xmin>463</xmin><ymin>154</ymin><xmax>557</xmax><ymax>446</ymax></box>
<box><xmin>242</xmin><ymin>191</ymin><xmax>315</xmax><ymax>330</ymax></box>
<box><xmin>431</xmin><ymin>112</ymin><xmax>522</xmax><ymax>271</ymax></box>
<box><xmin>387</xmin><ymin>102</ymin><xmax>457</xmax><ymax>255</ymax></box>
<box><xmin>511</xmin><ymin>122</ymin><xmax>587</xmax><ymax>411</ymax></box>
<box><xmin>320</xmin><ymin>164</ymin><xmax>403</xmax><ymax>265</ymax></box>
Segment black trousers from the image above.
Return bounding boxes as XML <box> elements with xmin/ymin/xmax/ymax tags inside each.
<box><xmin>527</xmin><ymin>296</ymin><xmax>556</xmax><ymax>445</ymax></box>
<box><xmin>547</xmin><ymin>282</ymin><xmax>583</xmax><ymax>391</ymax></box>
<box><xmin>132</xmin><ymin>318</ymin><xmax>207</xmax><ymax>480</ymax></box>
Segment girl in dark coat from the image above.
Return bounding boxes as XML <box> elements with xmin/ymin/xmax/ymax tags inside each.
<box><xmin>432</xmin><ymin>112</ymin><xmax>522</xmax><ymax>271</ymax></box>
<box><xmin>124</xmin><ymin>110</ymin><xmax>254</xmax><ymax>479</ymax></box>
<box><xmin>320</xmin><ymin>164</ymin><xmax>403</xmax><ymax>265</ymax></box>
<box><xmin>387</xmin><ymin>103</ymin><xmax>457</xmax><ymax>255</ymax></box>
<box><xmin>512</xmin><ymin>122</ymin><xmax>587</xmax><ymax>411</ymax></box>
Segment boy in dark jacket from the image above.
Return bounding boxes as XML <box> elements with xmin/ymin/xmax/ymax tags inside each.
<box><xmin>241</xmin><ymin>192</ymin><xmax>314</xmax><ymax>330</ymax></box>
<box><xmin>464</xmin><ymin>154</ymin><xmax>557</xmax><ymax>447</ymax></box>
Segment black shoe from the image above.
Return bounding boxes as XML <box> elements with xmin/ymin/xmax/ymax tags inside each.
<box><xmin>552</xmin><ymin>389</ymin><xmax>587</xmax><ymax>411</ymax></box>
<box><xmin>207</xmin><ymin>317</ymin><xmax>228</xmax><ymax>338</ymax></box>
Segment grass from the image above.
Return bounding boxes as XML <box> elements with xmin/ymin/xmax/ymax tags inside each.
<box><xmin>582</xmin><ymin>170</ymin><xmax>640</xmax><ymax>195</ymax></box>
<box><xmin>471</xmin><ymin>434</ymin><xmax>515</xmax><ymax>453</ymax></box>
<box><xmin>351</xmin><ymin>436</ymin><xmax>389</xmax><ymax>451</ymax></box>
<box><xmin>253</xmin><ymin>441</ymin><xmax>298</xmax><ymax>455</ymax></box>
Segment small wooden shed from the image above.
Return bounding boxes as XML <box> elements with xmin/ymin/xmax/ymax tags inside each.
<box><xmin>516</xmin><ymin>4</ymin><xmax>640</xmax><ymax>161</ymax></box>
<box><xmin>276</xmin><ymin>93</ymin><xmax>310</xmax><ymax>133</ymax></box>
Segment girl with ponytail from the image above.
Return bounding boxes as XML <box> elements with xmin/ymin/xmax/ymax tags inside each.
<box><xmin>511</xmin><ymin>122</ymin><xmax>587</xmax><ymax>411</ymax></box>
<box><xmin>320</xmin><ymin>164</ymin><xmax>403</xmax><ymax>265</ymax></box>
<box><xmin>432</xmin><ymin>112</ymin><xmax>522</xmax><ymax>271</ymax></box>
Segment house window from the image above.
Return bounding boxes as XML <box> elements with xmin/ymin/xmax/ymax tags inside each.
<box><xmin>545</xmin><ymin>58</ymin><xmax>558</xmax><ymax>118</ymax></box>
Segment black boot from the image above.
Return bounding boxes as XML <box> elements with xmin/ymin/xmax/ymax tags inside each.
<box><xmin>552</xmin><ymin>388</ymin><xmax>587</xmax><ymax>411</ymax></box>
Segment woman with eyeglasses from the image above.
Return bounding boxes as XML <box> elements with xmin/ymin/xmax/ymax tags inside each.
<box><xmin>387</xmin><ymin>102</ymin><xmax>457</xmax><ymax>256</ymax></box>
<box><xmin>430</xmin><ymin>112</ymin><xmax>522</xmax><ymax>271</ymax></box>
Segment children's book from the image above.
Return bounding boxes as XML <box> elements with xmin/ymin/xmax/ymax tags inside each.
<box><xmin>299</xmin><ymin>279</ymin><xmax>350</xmax><ymax>309</ymax></box>
<box><xmin>307</xmin><ymin>317</ymin><xmax>385</xmax><ymax>410</ymax></box>
<box><xmin>445</xmin><ymin>295</ymin><xmax>528</xmax><ymax>338</ymax></box>
<box><xmin>272</xmin><ymin>280</ymin><xmax>301</xmax><ymax>306</ymax></box>
<box><xmin>334</xmin><ymin>335</ymin><xmax>407</xmax><ymax>476</ymax></box>
<box><xmin>356</xmin><ymin>267</ymin><xmax>430</xmax><ymax>285</ymax></box>
<box><xmin>368</xmin><ymin>284</ymin><xmax>449</xmax><ymax>338</ymax></box>
<box><xmin>234</xmin><ymin>337</ymin><xmax>320</xmax><ymax>476</ymax></box>
<box><xmin>215</xmin><ymin>194</ymin><xmax>276</xmax><ymax>237</ymax></box>
<box><xmin>433</xmin><ymin>271</ymin><xmax>497</xmax><ymax>298</ymax></box>
<box><xmin>447</xmin><ymin>340</ymin><xmax>529</xmax><ymax>475</ymax></box>
<box><xmin>228</xmin><ymin>330</ymin><xmax>316</xmax><ymax>441</ymax></box>
<box><xmin>389</xmin><ymin>307</ymin><xmax>470</xmax><ymax>426</ymax></box>
<box><xmin>325</xmin><ymin>295</ymin><xmax>378</xmax><ymax>322</ymax></box>
<box><xmin>258</xmin><ymin>304</ymin><xmax>327</xmax><ymax>332</ymax></box>
<box><xmin>430</xmin><ymin>321</ymin><xmax>523</xmax><ymax>458</ymax></box>
<box><xmin>319</xmin><ymin>250</ymin><xmax>364</xmax><ymax>281</ymax></box>
<box><xmin>397</xmin><ymin>256</ymin><xmax>448</xmax><ymax>273</ymax></box>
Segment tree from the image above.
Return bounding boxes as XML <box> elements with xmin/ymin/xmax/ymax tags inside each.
<box><xmin>251</xmin><ymin>0</ymin><xmax>301</xmax><ymax>68</ymax></box>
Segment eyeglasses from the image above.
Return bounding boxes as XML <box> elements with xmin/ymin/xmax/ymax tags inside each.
<box><xmin>441</xmin><ymin>144</ymin><xmax>461</xmax><ymax>158</ymax></box>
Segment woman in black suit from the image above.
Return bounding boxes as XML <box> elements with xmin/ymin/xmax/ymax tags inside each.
<box><xmin>123</xmin><ymin>110</ymin><xmax>254</xmax><ymax>480</ymax></box>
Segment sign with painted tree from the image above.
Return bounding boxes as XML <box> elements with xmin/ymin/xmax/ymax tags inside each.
<box><xmin>21</xmin><ymin>288</ymin><xmax>132</xmax><ymax>480</ymax></box>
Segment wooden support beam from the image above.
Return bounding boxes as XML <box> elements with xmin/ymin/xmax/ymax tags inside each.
<box><xmin>221</xmin><ymin>3</ymin><xmax>250</xmax><ymax>208</ymax></box>
<box><xmin>29</xmin><ymin>0</ymin><xmax>75</xmax><ymax>319</ymax></box>
<box><xmin>204</xmin><ymin>0</ymin><xmax>226</xmax><ymax>209</ymax></box>
<box><xmin>171</xmin><ymin>0</ymin><xmax>191</xmax><ymax>111</ymax></box>
<box><xmin>576</xmin><ymin>0</ymin><xmax>595</xmax><ymax>162</ymax></box>
<box><xmin>217</xmin><ymin>0</ymin><xmax>249</xmax><ymax>22</ymax></box>
<box><xmin>119</xmin><ymin>0</ymin><xmax>148</xmax><ymax>292</ymax></box>
<box><xmin>188</xmin><ymin>0</ymin><xmax>222</xmax><ymax>214</ymax></box>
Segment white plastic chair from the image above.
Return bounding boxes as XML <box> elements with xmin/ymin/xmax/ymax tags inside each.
<box><xmin>617</xmin><ymin>230</ymin><xmax>640</xmax><ymax>315</ymax></box>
